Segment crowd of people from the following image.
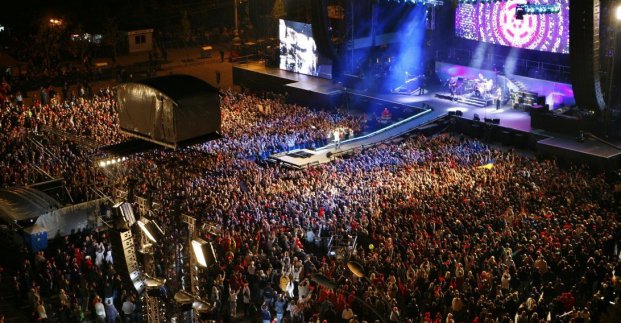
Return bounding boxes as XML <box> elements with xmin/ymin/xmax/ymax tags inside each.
<box><xmin>130</xmin><ymin>130</ymin><xmax>621</xmax><ymax>323</ymax></box>
<box><xmin>10</xmin><ymin>230</ymin><xmax>140</xmax><ymax>322</ymax></box>
<box><xmin>1</xmin><ymin>75</ymin><xmax>620</xmax><ymax>323</ymax></box>
<box><xmin>204</xmin><ymin>90</ymin><xmax>364</xmax><ymax>160</ymax></box>
<box><xmin>0</xmin><ymin>79</ymin><xmax>120</xmax><ymax>203</ymax></box>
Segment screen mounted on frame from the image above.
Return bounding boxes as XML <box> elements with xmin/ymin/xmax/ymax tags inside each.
<box><xmin>279</xmin><ymin>19</ymin><xmax>332</xmax><ymax>79</ymax></box>
<box><xmin>455</xmin><ymin>0</ymin><xmax>569</xmax><ymax>54</ymax></box>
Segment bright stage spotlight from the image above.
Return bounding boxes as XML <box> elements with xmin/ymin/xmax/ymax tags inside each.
<box><xmin>174</xmin><ymin>291</ymin><xmax>193</xmax><ymax>311</ymax></box>
<box><xmin>137</xmin><ymin>218</ymin><xmax>164</xmax><ymax>243</ymax></box>
<box><xmin>145</xmin><ymin>276</ymin><xmax>167</xmax><ymax>297</ymax></box>
<box><xmin>191</xmin><ymin>238</ymin><xmax>217</xmax><ymax>268</ymax></box>
<box><xmin>192</xmin><ymin>300</ymin><xmax>214</xmax><ymax>314</ymax></box>
<box><xmin>347</xmin><ymin>261</ymin><xmax>366</xmax><ymax>278</ymax></box>
<box><xmin>616</xmin><ymin>5</ymin><xmax>621</xmax><ymax>21</ymax></box>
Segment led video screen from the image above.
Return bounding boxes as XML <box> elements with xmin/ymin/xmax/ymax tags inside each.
<box><xmin>279</xmin><ymin>19</ymin><xmax>332</xmax><ymax>78</ymax></box>
<box><xmin>455</xmin><ymin>0</ymin><xmax>569</xmax><ymax>54</ymax></box>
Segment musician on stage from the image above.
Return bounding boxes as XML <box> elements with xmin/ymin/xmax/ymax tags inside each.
<box><xmin>418</xmin><ymin>74</ymin><xmax>426</xmax><ymax>95</ymax></box>
<box><xmin>495</xmin><ymin>87</ymin><xmax>502</xmax><ymax>110</ymax></box>
<box><xmin>448</xmin><ymin>77</ymin><xmax>457</xmax><ymax>98</ymax></box>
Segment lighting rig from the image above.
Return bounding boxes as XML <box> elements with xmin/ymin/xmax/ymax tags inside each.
<box><xmin>176</xmin><ymin>214</ymin><xmax>220</xmax><ymax>322</ymax></box>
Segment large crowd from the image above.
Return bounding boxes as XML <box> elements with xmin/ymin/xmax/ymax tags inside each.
<box><xmin>0</xmin><ymin>75</ymin><xmax>620</xmax><ymax>323</ymax></box>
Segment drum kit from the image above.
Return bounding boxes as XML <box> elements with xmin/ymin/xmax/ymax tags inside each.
<box><xmin>448</xmin><ymin>73</ymin><xmax>494</xmax><ymax>99</ymax></box>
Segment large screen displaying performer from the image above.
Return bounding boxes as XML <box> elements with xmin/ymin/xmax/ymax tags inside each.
<box><xmin>455</xmin><ymin>0</ymin><xmax>569</xmax><ymax>54</ymax></box>
<box><xmin>279</xmin><ymin>19</ymin><xmax>332</xmax><ymax>78</ymax></box>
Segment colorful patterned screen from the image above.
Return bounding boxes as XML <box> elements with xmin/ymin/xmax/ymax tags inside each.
<box><xmin>455</xmin><ymin>0</ymin><xmax>569</xmax><ymax>54</ymax></box>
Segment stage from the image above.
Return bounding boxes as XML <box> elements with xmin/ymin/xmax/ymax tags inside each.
<box><xmin>233</xmin><ymin>62</ymin><xmax>621</xmax><ymax>170</ymax></box>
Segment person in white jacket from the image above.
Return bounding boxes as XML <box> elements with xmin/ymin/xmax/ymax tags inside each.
<box><xmin>94</xmin><ymin>297</ymin><xmax>106</xmax><ymax>323</ymax></box>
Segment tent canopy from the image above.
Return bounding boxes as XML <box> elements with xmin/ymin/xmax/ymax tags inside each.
<box><xmin>116</xmin><ymin>75</ymin><xmax>221</xmax><ymax>149</ymax></box>
<box><xmin>0</xmin><ymin>187</ymin><xmax>62</xmax><ymax>223</ymax></box>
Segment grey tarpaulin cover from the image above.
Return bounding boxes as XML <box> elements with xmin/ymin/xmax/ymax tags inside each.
<box><xmin>0</xmin><ymin>187</ymin><xmax>62</xmax><ymax>222</ymax></box>
<box><xmin>116</xmin><ymin>75</ymin><xmax>221</xmax><ymax>148</ymax></box>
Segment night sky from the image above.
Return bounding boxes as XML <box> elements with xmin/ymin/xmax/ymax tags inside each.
<box><xmin>0</xmin><ymin>0</ymin><xmax>235</xmax><ymax>33</ymax></box>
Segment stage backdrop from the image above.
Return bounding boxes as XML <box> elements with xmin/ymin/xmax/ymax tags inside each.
<box><xmin>455</xmin><ymin>0</ymin><xmax>570</xmax><ymax>54</ymax></box>
<box><xmin>435</xmin><ymin>61</ymin><xmax>575</xmax><ymax>109</ymax></box>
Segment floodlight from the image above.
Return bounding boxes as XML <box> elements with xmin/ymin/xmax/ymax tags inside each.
<box><xmin>347</xmin><ymin>261</ymin><xmax>366</xmax><ymax>278</ymax></box>
<box><xmin>174</xmin><ymin>291</ymin><xmax>193</xmax><ymax>304</ymax></box>
<box><xmin>193</xmin><ymin>300</ymin><xmax>214</xmax><ymax>314</ymax></box>
<box><xmin>145</xmin><ymin>276</ymin><xmax>166</xmax><ymax>297</ymax></box>
<box><xmin>191</xmin><ymin>238</ymin><xmax>217</xmax><ymax>267</ymax></box>
<box><xmin>310</xmin><ymin>273</ymin><xmax>337</xmax><ymax>290</ymax></box>
<box><xmin>137</xmin><ymin>218</ymin><xmax>164</xmax><ymax>243</ymax></box>
<box><xmin>145</xmin><ymin>276</ymin><xmax>166</xmax><ymax>288</ymax></box>
<box><xmin>113</xmin><ymin>202</ymin><xmax>135</xmax><ymax>226</ymax></box>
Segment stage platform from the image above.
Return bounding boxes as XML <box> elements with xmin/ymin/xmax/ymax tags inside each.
<box><xmin>233</xmin><ymin>62</ymin><xmax>342</xmax><ymax>108</ymax></box>
<box><xmin>233</xmin><ymin>61</ymin><xmax>621</xmax><ymax>170</ymax></box>
<box><xmin>537</xmin><ymin>136</ymin><xmax>621</xmax><ymax>170</ymax></box>
<box><xmin>435</xmin><ymin>92</ymin><xmax>494</xmax><ymax>107</ymax></box>
<box><xmin>271</xmin><ymin>108</ymin><xmax>433</xmax><ymax>169</ymax></box>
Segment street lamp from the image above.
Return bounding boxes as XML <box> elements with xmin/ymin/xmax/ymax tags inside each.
<box><xmin>49</xmin><ymin>18</ymin><xmax>63</xmax><ymax>26</ymax></box>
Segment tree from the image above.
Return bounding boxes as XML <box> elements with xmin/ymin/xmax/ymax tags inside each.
<box><xmin>180</xmin><ymin>10</ymin><xmax>192</xmax><ymax>46</ymax></box>
<box><xmin>102</xmin><ymin>17</ymin><xmax>120</xmax><ymax>64</ymax></box>
<box><xmin>34</xmin><ymin>18</ymin><xmax>66</xmax><ymax>69</ymax></box>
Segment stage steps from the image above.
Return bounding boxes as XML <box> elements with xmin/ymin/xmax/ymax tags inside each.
<box><xmin>506</xmin><ymin>77</ymin><xmax>527</xmax><ymax>91</ymax></box>
<box><xmin>435</xmin><ymin>93</ymin><xmax>493</xmax><ymax>107</ymax></box>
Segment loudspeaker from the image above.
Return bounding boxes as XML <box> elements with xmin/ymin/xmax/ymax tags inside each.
<box><xmin>455</xmin><ymin>110</ymin><xmax>463</xmax><ymax>116</ymax></box>
<box><xmin>110</xmin><ymin>229</ymin><xmax>144</xmax><ymax>292</ymax></box>
<box><xmin>312</xmin><ymin>0</ymin><xmax>341</xmax><ymax>78</ymax></box>
<box><xmin>569</xmin><ymin>0</ymin><xmax>606</xmax><ymax>111</ymax></box>
<box><xmin>536</xmin><ymin>96</ymin><xmax>546</xmax><ymax>105</ymax></box>
<box><xmin>448</xmin><ymin>111</ymin><xmax>456</xmax><ymax>116</ymax></box>
<box><xmin>492</xmin><ymin>118</ymin><xmax>500</xmax><ymax>124</ymax></box>
<box><xmin>484</xmin><ymin>118</ymin><xmax>492</xmax><ymax>123</ymax></box>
